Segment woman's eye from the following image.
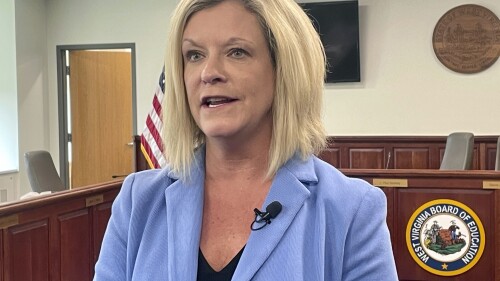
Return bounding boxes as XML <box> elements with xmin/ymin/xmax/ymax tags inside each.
<box><xmin>186</xmin><ymin>51</ymin><xmax>203</xmax><ymax>62</ymax></box>
<box><xmin>230</xmin><ymin>48</ymin><xmax>248</xmax><ymax>59</ymax></box>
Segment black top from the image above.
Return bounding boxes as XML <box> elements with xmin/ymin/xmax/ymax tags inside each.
<box><xmin>197</xmin><ymin>247</ymin><xmax>245</xmax><ymax>281</ymax></box>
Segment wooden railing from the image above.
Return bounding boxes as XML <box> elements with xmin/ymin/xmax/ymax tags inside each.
<box><xmin>321</xmin><ymin>136</ymin><xmax>498</xmax><ymax>170</ymax></box>
<box><xmin>0</xmin><ymin>180</ymin><xmax>122</xmax><ymax>281</ymax></box>
<box><xmin>134</xmin><ymin>135</ymin><xmax>499</xmax><ymax>171</ymax></box>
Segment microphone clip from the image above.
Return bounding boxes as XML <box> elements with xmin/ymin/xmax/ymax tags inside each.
<box><xmin>254</xmin><ymin>208</ymin><xmax>272</xmax><ymax>224</ymax></box>
<box><xmin>250</xmin><ymin>201</ymin><xmax>282</xmax><ymax>231</ymax></box>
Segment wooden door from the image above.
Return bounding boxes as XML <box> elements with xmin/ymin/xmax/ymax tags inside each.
<box><xmin>69</xmin><ymin>50</ymin><xmax>133</xmax><ymax>188</ymax></box>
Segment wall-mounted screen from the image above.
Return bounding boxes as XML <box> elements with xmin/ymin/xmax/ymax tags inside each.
<box><xmin>300</xmin><ymin>1</ymin><xmax>361</xmax><ymax>83</ymax></box>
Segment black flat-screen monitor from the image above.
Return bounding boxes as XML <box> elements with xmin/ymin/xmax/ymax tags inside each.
<box><xmin>299</xmin><ymin>1</ymin><xmax>360</xmax><ymax>83</ymax></box>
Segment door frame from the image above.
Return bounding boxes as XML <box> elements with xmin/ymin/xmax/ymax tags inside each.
<box><xmin>56</xmin><ymin>43</ymin><xmax>137</xmax><ymax>188</ymax></box>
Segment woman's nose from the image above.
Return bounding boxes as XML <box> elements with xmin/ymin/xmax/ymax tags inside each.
<box><xmin>201</xmin><ymin>56</ymin><xmax>227</xmax><ymax>84</ymax></box>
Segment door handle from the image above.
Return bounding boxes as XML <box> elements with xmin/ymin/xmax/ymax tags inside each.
<box><xmin>127</xmin><ymin>142</ymin><xmax>134</xmax><ymax>146</ymax></box>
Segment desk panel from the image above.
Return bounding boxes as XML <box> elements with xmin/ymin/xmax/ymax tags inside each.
<box><xmin>0</xmin><ymin>180</ymin><xmax>121</xmax><ymax>281</ymax></box>
<box><xmin>343</xmin><ymin>169</ymin><xmax>500</xmax><ymax>281</ymax></box>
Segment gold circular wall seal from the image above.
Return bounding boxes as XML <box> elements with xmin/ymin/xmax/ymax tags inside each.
<box><xmin>433</xmin><ymin>4</ymin><xmax>500</xmax><ymax>73</ymax></box>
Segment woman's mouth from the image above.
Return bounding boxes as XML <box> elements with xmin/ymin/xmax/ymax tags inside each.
<box><xmin>202</xmin><ymin>97</ymin><xmax>238</xmax><ymax>108</ymax></box>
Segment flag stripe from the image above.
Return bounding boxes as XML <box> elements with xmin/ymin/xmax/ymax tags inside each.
<box><xmin>146</xmin><ymin>115</ymin><xmax>164</xmax><ymax>151</ymax></box>
<box><xmin>140</xmin><ymin>68</ymin><xmax>166</xmax><ymax>169</ymax></box>
<box><xmin>141</xmin><ymin>128</ymin><xmax>164</xmax><ymax>168</ymax></box>
<box><xmin>153</xmin><ymin>90</ymin><xmax>163</xmax><ymax>116</ymax></box>
<box><xmin>140</xmin><ymin>139</ymin><xmax>159</xmax><ymax>169</ymax></box>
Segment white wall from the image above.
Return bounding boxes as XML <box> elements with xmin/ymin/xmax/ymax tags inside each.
<box><xmin>0</xmin><ymin>0</ymin><xmax>19</xmax><ymax>173</ymax></box>
<box><xmin>15</xmin><ymin>0</ymin><xmax>49</xmax><ymax>199</ymax></box>
<box><xmin>0</xmin><ymin>0</ymin><xmax>19</xmax><ymax>202</ymax></box>
<box><xmin>323</xmin><ymin>0</ymin><xmax>500</xmax><ymax>136</ymax></box>
<box><xmin>12</xmin><ymin>0</ymin><xmax>500</xmax><ymax>200</ymax></box>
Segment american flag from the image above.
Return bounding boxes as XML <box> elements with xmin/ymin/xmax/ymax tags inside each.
<box><xmin>140</xmin><ymin>67</ymin><xmax>166</xmax><ymax>169</ymax></box>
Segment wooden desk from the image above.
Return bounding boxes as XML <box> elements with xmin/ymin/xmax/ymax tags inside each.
<box><xmin>342</xmin><ymin>169</ymin><xmax>500</xmax><ymax>281</ymax></box>
<box><xmin>0</xmin><ymin>180</ymin><xmax>121</xmax><ymax>281</ymax></box>
<box><xmin>3</xmin><ymin>170</ymin><xmax>499</xmax><ymax>280</ymax></box>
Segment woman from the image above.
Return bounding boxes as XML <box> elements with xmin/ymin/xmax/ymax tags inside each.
<box><xmin>94</xmin><ymin>0</ymin><xmax>398</xmax><ymax>280</ymax></box>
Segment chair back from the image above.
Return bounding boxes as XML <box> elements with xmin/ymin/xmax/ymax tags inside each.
<box><xmin>495</xmin><ymin>137</ymin><xmax>500</xmax><ymax>171</ymax></box>
<box><xmin>440</xmin><ymin>132</ymin><xmax>474</xmax><ymax>170</ymax></box>
<box><xmin>24</xmin><ymin>150</ymin><xmax>66</xmax><ymax>193</ymax></box>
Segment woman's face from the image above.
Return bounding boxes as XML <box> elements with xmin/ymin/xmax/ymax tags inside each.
<box><xmin>182</xmin><ymin>0</ymin><xmax>275</xmax><ymax>144</ymax></box>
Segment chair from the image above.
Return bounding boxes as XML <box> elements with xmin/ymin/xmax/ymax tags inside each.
<box><xmin>439</xmin><ymin>132</ymin><xmax>474</xmax><ymax>170</ymax></box>
<box><xmin>495</xmin><ymin>137</ymin><xmax>500</xmax><ymax>171</ymax></box>
<box><xmin>24</xmin><ymin>150</ymin><xmax>66</xmax><ymax>193</ymax></box>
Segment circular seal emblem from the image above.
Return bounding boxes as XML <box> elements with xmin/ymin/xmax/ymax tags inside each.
<box><xmin>406</xmin><ymin>199</ymin><xmax>485</xmax><ymax>276</ymax></box>
<box><xmin>432</xmin><ymin>4</ymin><xmax>500</xmax><ymax>73</ymax></box>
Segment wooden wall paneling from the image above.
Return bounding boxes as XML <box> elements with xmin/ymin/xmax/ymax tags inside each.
<box><xmin>479</xmin><ymin>143</ymin><xmax>487</xmax><ymax>170</ymax></box>
<box><xmin>438</xmin><ymin>146</ymin><xmax>446</xmax><ymax>168</ymax></box>
<box><xmin>428</xmin><ymin>144</ymin><xmax>441</xmax><ymax>169</ymax></box>
<box><xmin>394</xmin><ymin>188</ymin><xmax>428</xmax><ymax>280</ymax></box>
<box><xmin>318</xmin><ymin>147</ymin><xmax>340</xmax><ymax>168</ymax></box>
<box><xmin>314</xmin><ymin>136</ymin><xmax>500</xmax><ymax>171</ymax></box>
<box><xmin>485</xmin><ymin>143</ymin><xmax>498</xmax><ymax>170</ymax></box>
<box><xmin>340</xmin><ymin>146</ymin><xmax>350</xmax><ymax>169</ymax></box>
<box><xmin>393</xmin><ymin>148</ymin><xmax>431</xmax><ymax>169</ymax></box>
<box><xmin>50</xmin><ymin>212</ymin><xmax>61</xmax><ymax>281</ymax></box>
<box><xmin>58</xmin><ymin>209</ymin><xmax>92</xmax><ymax>281</ymax></box>
<box><xmin>4</xmin><ymin>220</ymin><xmax>50</xmax><ymax>281</ymax></box>
<box><xmin>0</xmin><ymin>230</ymin><xmax>3</xmax><ymax>281</ymax></box>
<box><xmin>0</xmin><ymin>181</ymin><xmax>122</xmax><ymax>281</ymax></box>
<box><xmin>472</xmin><ymin>145</ymin><xmax>480</xmax><ymax>170</ymax></box>
<box><xmin>129</xmin><ymin>135</ymin><xmax>500</xmax><ymax>172</ymax></box>
<box><xmin>393</xmin><ymin>188</ymin><xmax>410</xmax><ymax>280</ymax></box>
<box><xmin>407</xmin><ymin>177</ymin><xmax>478</xmax><ymax>190</ymax></box>
<box><xmin>92</xmin><ymin>202</ymin><xmax>113</xmax><ymax>267</ymax></box>
<box><xmin>396</xmin><ymin>189</ymin><xmax>494</xmax><ymax>281</ymax></box>
<box><xmin>348</xmin><ymin>147</ymin><xmax>385</xmax><ymax>169</ymax></box>
<box><xmin>379</xmin><ymin>187</ymin><xmax>396</xmax><ymax>253</ymax></box>
<box><xmin>343</xmin><ymin>169</ymin><xmax>500</xmax><ymax>280</ymax></box>
<box><xmin>496</xmin><ymin>189</ymin><xmax>500</xmax><ymax>280</ymax></box>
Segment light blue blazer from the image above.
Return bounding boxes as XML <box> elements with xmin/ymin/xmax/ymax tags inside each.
<box><xmin>94</xmin><ymin>150</ymin><xmax>398</xmax><ymax>280</ymax></box>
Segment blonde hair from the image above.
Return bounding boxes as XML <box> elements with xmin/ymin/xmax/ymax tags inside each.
<box><xmin>163</xmin><ymin>0</ymin><xmax>326</xmax><ymax>180</ymax></box>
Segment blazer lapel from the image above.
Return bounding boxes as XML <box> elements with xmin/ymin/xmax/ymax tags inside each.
<box><xmin>164</xmin><ymin>159</ymin><xmax>205</xmax><ymax>281</ymax></box>
<box><xmin>232</xmin><ymin>156</ymin><xmax>316</xmax><ymax>281</ymax></box>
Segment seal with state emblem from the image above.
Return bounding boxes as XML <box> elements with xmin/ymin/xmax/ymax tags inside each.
<box><xmin>433</xmin><ymin>4</ymin><xmax>500</xmax><ymax>73</ymax></box>
<box><xmin>406</xmin><ymin>199</ymin><xmax>485</xmax><ymax>276</ymax></box>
